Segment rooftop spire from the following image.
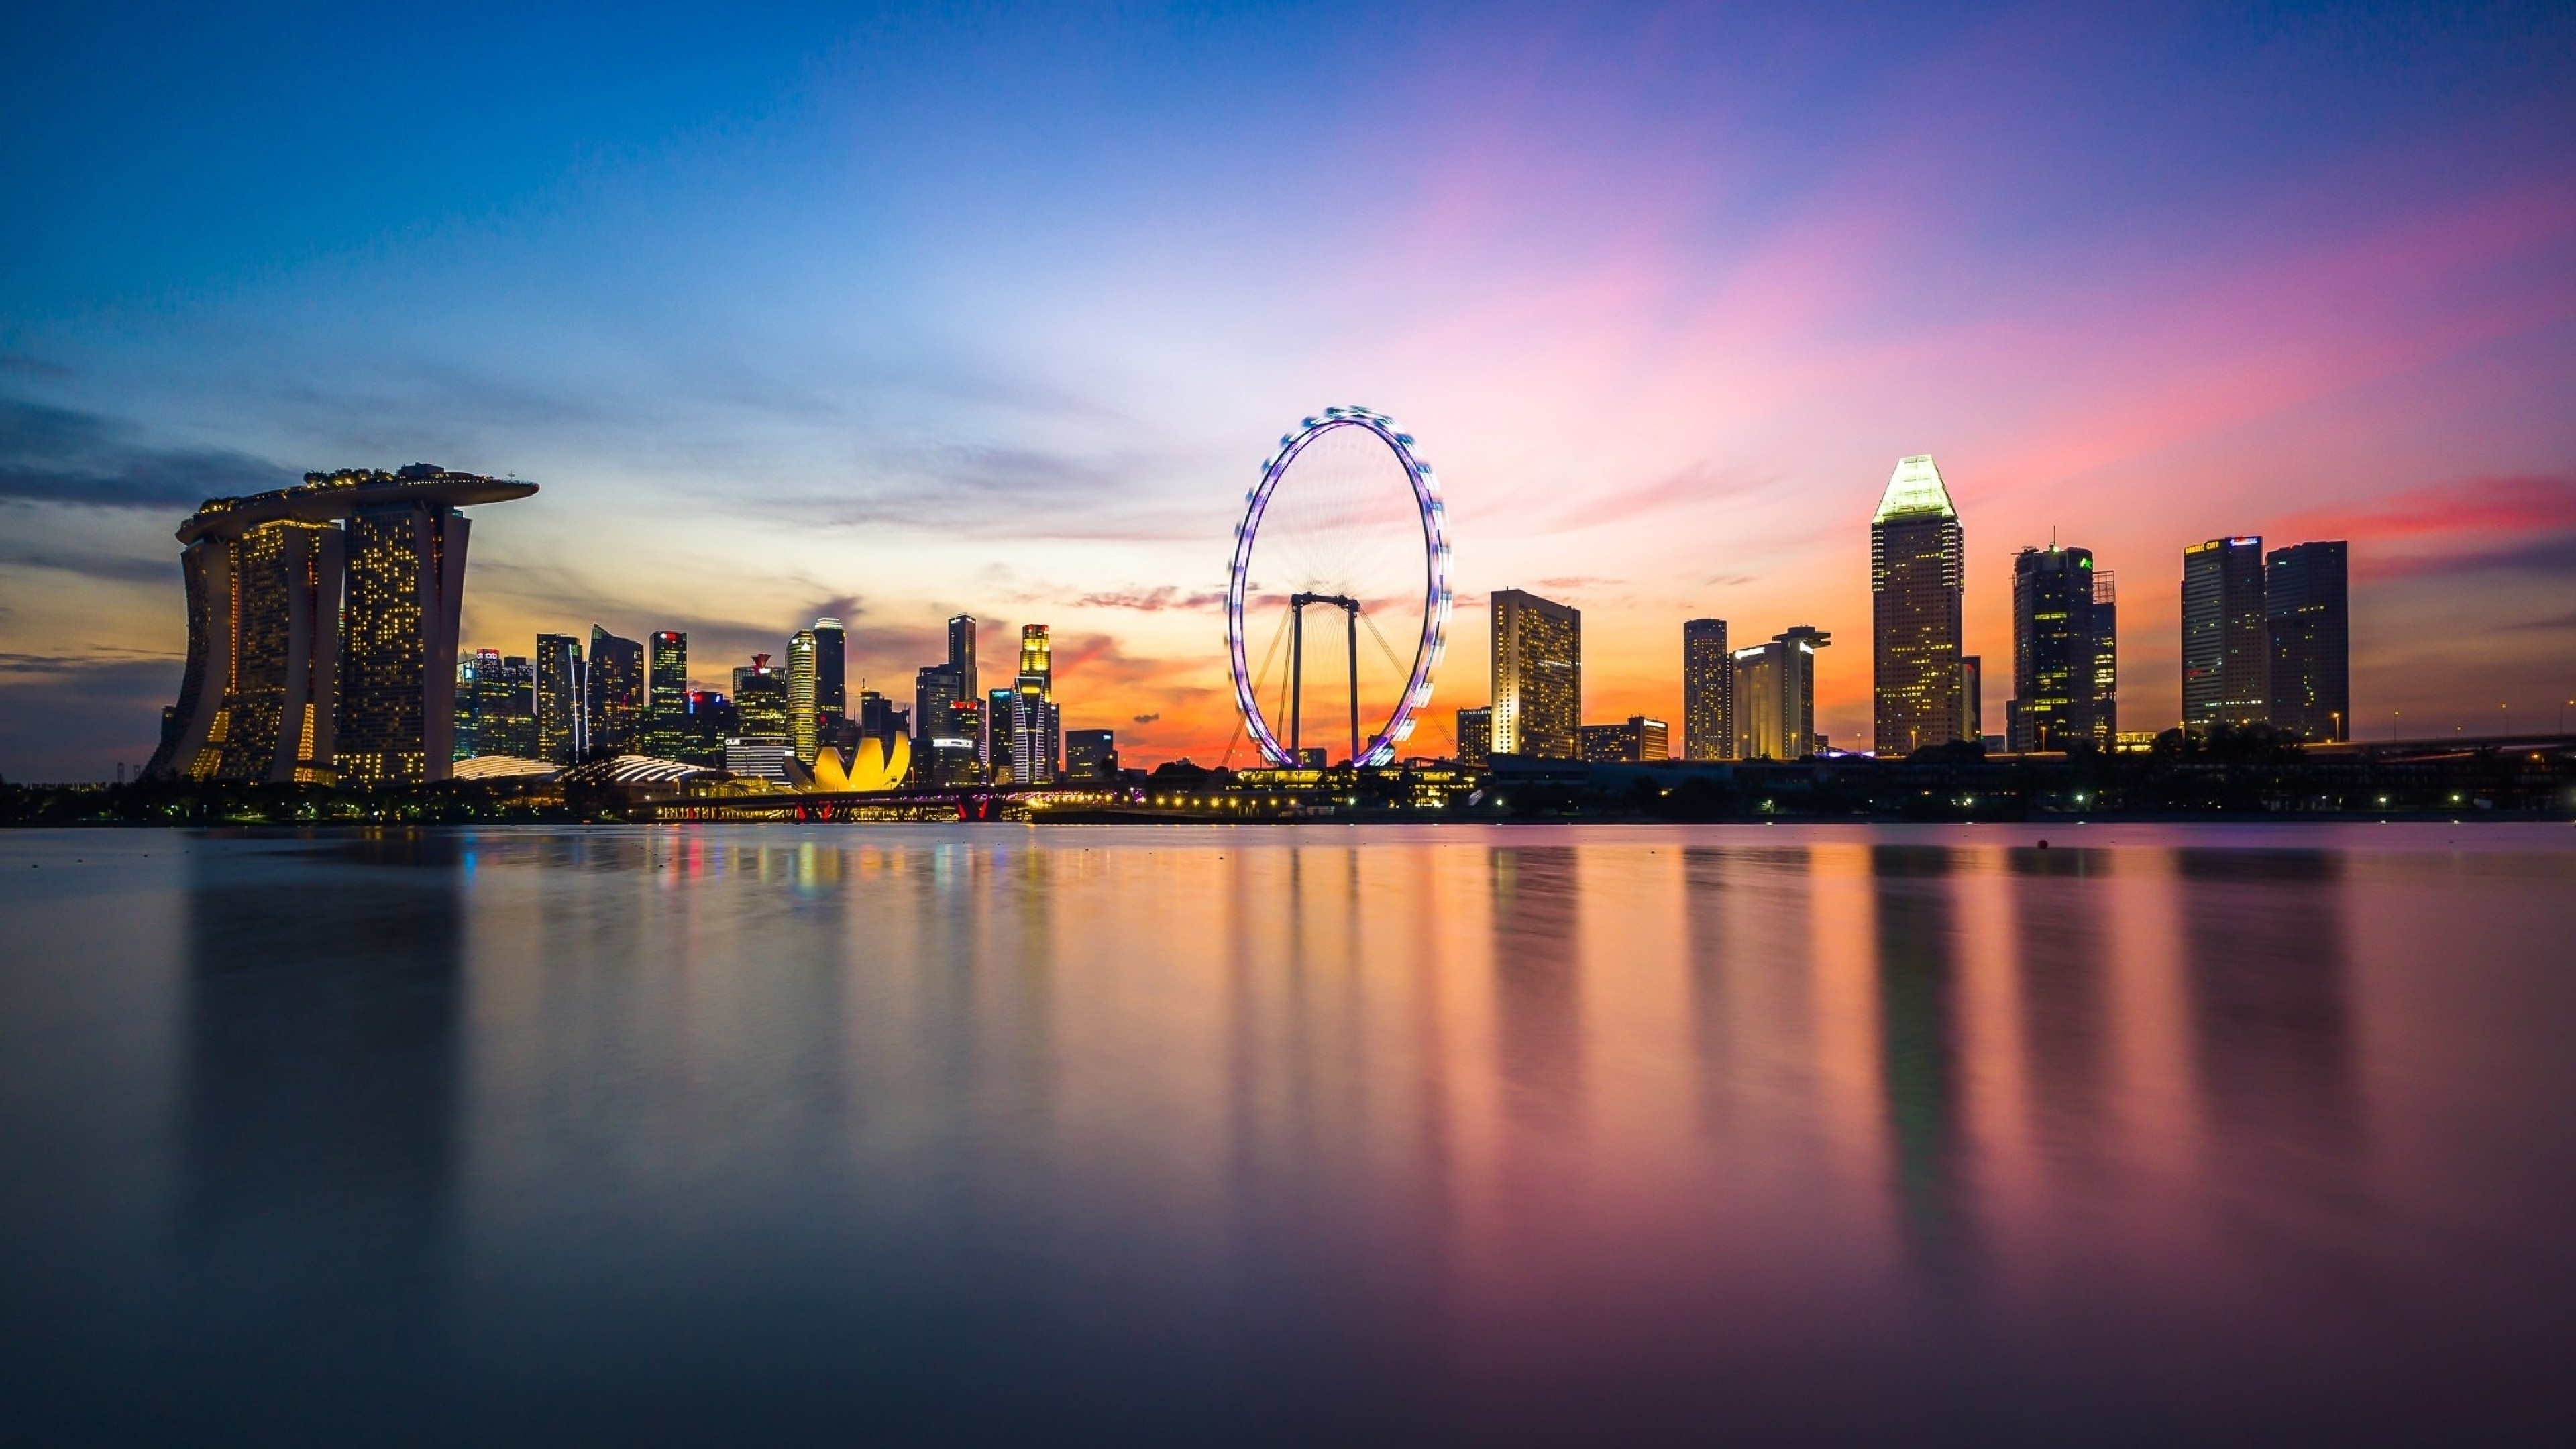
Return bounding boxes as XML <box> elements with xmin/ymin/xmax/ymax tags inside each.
<box><xmin>1872</xmin><ymin>454</ymin><xmax>1957</xmax><ymax>523</ymax></box>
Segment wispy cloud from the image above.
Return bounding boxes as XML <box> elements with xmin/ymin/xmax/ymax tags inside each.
<box><xmin>0</xmin><ymin>398</ymin><xmax>290</xmax><ymax>509</ymax></box>
<box><xmin>1073</xmin><ymin>586</ymin><xmax>1228</xmax><ymax>612</ymax></box>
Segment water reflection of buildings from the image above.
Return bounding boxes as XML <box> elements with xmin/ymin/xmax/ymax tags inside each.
<box><xmin>2010</xmin><ymin>844</ymin><xmax>2114</xmax><ymax>1190</ymax></box>
<box><xmin>1869</xmin><ymin>845</ymin><xmax>1976</xmax><ymax>1279</ymax></box>
<box><xmin>179</xmin><ymin>835</ymin><xmax>463</xmax><ymax>1413</ymax></box>
<box><xmin>2179</xmin><ymin>849</ymin><xmax>2361</xmax><ymax>1216</ymax></box>
<box><xmin>1490</xmin><ymin>847</ymin><xmax>1585</xmax><ymax>1135</ymax></box>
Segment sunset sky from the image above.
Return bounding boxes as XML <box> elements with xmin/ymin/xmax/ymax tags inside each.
<box><xmin>3</xmin><ymin>2</ymin><xmax>2572</xmax><ymax>778</ymax></box>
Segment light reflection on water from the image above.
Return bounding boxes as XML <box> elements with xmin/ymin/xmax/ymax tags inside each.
<box><xmin>2</xmin><ymin>824</ymin><xmax>2572</xmax><ymax>1444</ymax></box>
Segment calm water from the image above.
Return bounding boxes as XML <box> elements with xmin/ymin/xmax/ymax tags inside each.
<box><xmin>3</xmin><ymin>823</ymin><xmax>2572</xmax><ymax>1444</ymax></box>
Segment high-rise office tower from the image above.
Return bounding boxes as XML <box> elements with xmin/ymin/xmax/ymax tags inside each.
<box><xmin>1011</xmin><ymin>625</ymin><xmax>1059</xmax><ymax>784</ymax></box>
<box><xmin>462</xmin><ymin>648</ymin><xmax>533</xmax><ymax>760</ymax></box>
<box><xmin>733</xmin><ymin>655</ymin><xmax>788</xmax><ymax>739</ymax></box>
<box><xmin>1454</xmin><ymin>706</ymin><xmax>1492</xmax><ymax>768</ymax></box>
<box><xmin>1491</xmin><ymin>589</ymin><xmax>1580</xmax><ymax>759</ymax></box>
<box><xmin>645</xmin><ymin>631</ymin><xmax>688</xmax><ymax>758</ymax></box>
<box><xmin>788</xmin><ymin>629</ymin><xmax>819</xmax><ymax>764</ymax></box>
<box><xmin>453</xmin><ymin>655</ymin><xmax>484</xmax><ymax>761</ymax></box>
<box><xmin>914</xmin><ymin>664</ymin><xmax>962</xmax><ymax>757</ymax></box>
<box><xmin>535</xmin><ymin>633</ymin><xmax>586</xmax><ymax>764</ymax></box>
<box><xmin>2007</xmin><ymin>545</ymin><xmax>2109</xmax><ymax>751</ymax></box>
<box><xmin>684</xmin><ymin>688</ymin><xmax>734</xmax><ymax>765</ymax></box>
<box><xmin>586</xmin><ymin>625</ymin><xmax>644</xmax><ymax>757</ymax></box>
<box><xmin>147</xmin><ymin>466</ymin><xmax>533</xmax><ymax>782</ymax></box>
<box><xmin>1682</xmin><ymin>617</ymin><xmax>1733</xmax><ymax>761</ymax></box>
<box><xmin>2090</xmin><ymin>573</ymin><xmax>2118</xmax><ymax>743</ymax></box>
<box><xmin>1731</xmin><ymin>626</ymin><xmax>1831</xmax><ymax>760</ymax></box>
<box><xmin>922</xmin><ymin>699</ymin><xmax>984</xmax><ymax>785</ymax></box>
<box><xmin>2266</xmin><ymin>541</ymin><xmax>2349</xmax><ymax>741</ymax></box>
<box><xmin>1870</xmin><ymin>455</ymin><xmax>1966</xmax><ymax>757</ymax></box>
<box><xmin>812</xmin><ymin>617</ymin><xmax>847</xmax><ymax>731</ymax></box>
<box><xmin>986</xmin><ymin>686</ymin><xmax>1017</xmax><ymax>782</ymax></box>
<box><xmin>948</xmin><ymin>614</ymin><xmax>978</xmax><ymax>702</ymax></box>
<box><xmin>1960</xmin><ymin>655</ymin><xmax>1984</xmax><ymax>744</ymax></box>
<box><xmin>2182</xmin><ymin>537</ymin><xmax>2269</xmax><ymax>729</ymax></box>
<box><xmin>1065</xmin><ymin>729</ymin><xmax>1118</xmax><ymax>782</ymax></box>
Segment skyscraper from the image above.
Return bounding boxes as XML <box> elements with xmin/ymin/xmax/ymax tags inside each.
<box><xmin>733</xmin><ymin>655</ymin><xmax>788</xmax><ymax>739</ymax></box>
<box><xmin>1870</xmin><ymin>455</ymin><xmax>1966</xmax><ymax>757</ymax></box>
<box><xmin>1731</xmin><ymin>626</ymin><xmax>1831</xmax><ymax>760</ymax></box>
<box><xmin>535</xmin><ymin>633</ymin><xmax>585</xmax><ymax>764</ymax></box>
<box><xmin>645</xmin><ymin>631</ymin><xmax>688</xmax><ymax>758</ymax></box>
<box><xmin>2266</xmin><ymin>541</ymin><xmax>2349</xmax><ymax>741</ymax></box>
<box><xmin>812</xmin><ymin>617</ymin><xmax>847</xmax><ymax>730</ymax></box>
<box><xmin>2090</xmin><ymin>573</ymin><xmax>2118</xmax><ymax>744</ymax></box>
<box><xmin>1011</xmin><ymin>625</ymin><xmax>1059</xmax><ymax>784</ymax></box>
<box><xmin>1960</xmin><ymin>655</ymin><xmax>1984</xmax><ymax>744</ymax></box>
<box><xmin>586</xmin><ymin>625</ymin><xmax>644</xmax><ymax>757</ymax></box>
<box><xmin>2008</xmin><ymin>545</ymin><xmax>2107</xmax><ymax>751</ymax></box>
<box><xmin>466</xmin><ymin>649</ymin><xmax>537</xmax><ymax>760</ymax></box>
<box><xmin>2182</xmin><ymin>537</ymin><xmax>2268</xmax><ymax>729</ymax></box>
<box><xmin>948</xmin><ymin>614</ymin><xmax>978</xmax><ymax>702</ymax></box>
<box><xmin>1682</xmin><ymin>617</ymin><xmax>1733</xmax><ymax>761</ymax></box>
<box><xmin>146</xmin><ymin>466</ymin><xmax>533</xmax><ymax>782</ymax></box>
<box><xmin>1491</xmin><ymin>588</ymin><xmax>1580</xmax><ymax>759</ymax></box>
<box><xmin>788</xmin><ymin>629</ymin><xmax>819</xmax><ymax>764</ymax></box>
<box><xmin>1454</xmin><ymin>705</ymin><xmax>1491</xmax><ymax>768</ymax></box>
<box><xmin>925</xmin><ymin>699</ymin><xmax>983</xmax><ymax>785</ymax></box>
<box><xmin>914</xmin><ymin>663</ymin><xmax>962</xmax><ymax>761</ymax></box>
<box><xmin>986</xmin><ymin>686</ymin><xmax>1017</xmax><ymax>782</ymax></box>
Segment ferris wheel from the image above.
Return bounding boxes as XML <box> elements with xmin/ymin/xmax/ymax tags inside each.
<box><xmin>1226</xmin><ymin>406</ymin><xmax>1452</xmax><ymax>767</ymax></box>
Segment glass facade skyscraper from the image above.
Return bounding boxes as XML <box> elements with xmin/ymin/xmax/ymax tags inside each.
<box><xmin>948</xmin><ymin>614</ymin><xmax>978</xmax><ymax>703</ymax></box>
<box><xmin>2266</xmin><ymin>541</ymin><xmax>2349</xmax><ymax>741</ymax></box>
<box><xmin>2008</xmin><ymin>545</ymin><xmax>2115</xmax><ymax>751</ymax></box>
<box><xmin>986</xmin><ymin>686</ymin><xmax>1017</xmax><ymax>782</ymax></box>
<box><xmin>734</xmin><ymin>655</ymin><xmax>788</xmax><ymax>740</ymax></box>
<box><xmin>2182</xmin><ymin>537</ymin><xmax>2269</xmax><ymax>729</ymax></box>
<box><xmin>788</xmin><ymin>629</ymin><xmax>819</xmax><ymax>764</ymax></box>
<box><xmin>1491</xmin><ymin>589</ymin><xmax>1580</xmax><ymax>759</ymax></box>
<box><xmin>1682</xmin><ymin>617</ymin><xmax>1732</xmax><ymax>761</ymax></box>
<box><xmin>812</xmin><ymin>617</ymin><xmax>847</xmax><ymax>730</ymax></box>
<box><xmin>645</xmin><ymin>631</ymin><xmax>688</xmax><ymax>758</ymax></box>
<box><xmin>1870</xmin><ymin>455</ymin><xmax>1966</xmax><ymax>757</ymax></box>
<box><xmin>1010</xmin><ymin>625</ymin><xmax>1059</xmax><ymax>784</ymax></box>
<box><xmin>535</xmin><ymin>633</ymin><xmax>585</xmax><ymax>763</ymax></box>
<box><xmin>586</xmin><ymin>625</ymin><xmax>644</xmax><ymax>757</ymax></box>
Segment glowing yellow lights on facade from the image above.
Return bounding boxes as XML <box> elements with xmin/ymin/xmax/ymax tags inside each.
<box><xmin>1870</xmin><ymin>454</ymin><xmax>1966</xmax><ymax>756</ymax></box>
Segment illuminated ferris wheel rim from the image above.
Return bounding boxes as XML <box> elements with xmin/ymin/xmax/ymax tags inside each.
<box><xmin>1226</xmin><ymin>405</ymin><xmax>1453</xmax><ymax>767</ymax></box>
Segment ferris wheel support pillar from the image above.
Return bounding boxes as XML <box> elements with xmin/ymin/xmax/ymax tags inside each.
<box><xmin>1347</xmin><ymin>607</ymin><xmax>1359</xmax><ymax>768</ymax></box>
<box><xmin>1289</xmin><ymin>591</ymin><xmax>1361</xmax><ymax>767</ymax></box>
<box><xmin>1290</xmin><ymin>602</ymin><xmax>1303</xmax><ymax>760</ymax></box>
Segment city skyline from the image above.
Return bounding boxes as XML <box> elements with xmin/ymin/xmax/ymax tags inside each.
<box><xmin>3</xmin><ymin>5</ymin><xmax>2573</xmax><ymax>779</ymax></box>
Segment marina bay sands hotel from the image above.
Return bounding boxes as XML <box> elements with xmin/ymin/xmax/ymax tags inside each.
<box><xmin>144</xmin><ymin>464</ymin><xmax>537</xmax><ymax>786</ymax></box>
